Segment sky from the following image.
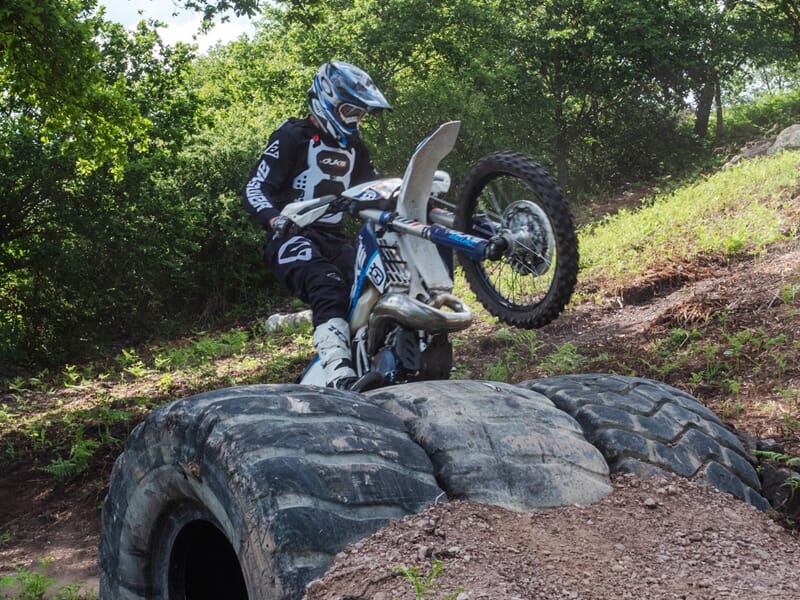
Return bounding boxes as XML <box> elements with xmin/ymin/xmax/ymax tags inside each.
<box><xmin>98</xmin><ymin>0</ymin><xmax>257</xmax><ymax>54</ymax></box>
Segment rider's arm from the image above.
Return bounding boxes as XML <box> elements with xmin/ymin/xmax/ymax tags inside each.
<box><xmin>242</xmin><ymin>125</ymin><xmax>300</xmax><ymax>229</ymax></box>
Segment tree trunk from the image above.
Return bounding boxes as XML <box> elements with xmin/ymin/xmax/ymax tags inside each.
<box><xmin>554</xmin><ymin>132</ymin><xmax>571</xmax><ymax>192</ymax></box>
<box><xmin>694</xmin><ymin>81</ymin><xmax>715</xmax><ymax>138</ymax></box>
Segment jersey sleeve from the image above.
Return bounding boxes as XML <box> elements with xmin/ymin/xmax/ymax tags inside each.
<box><xmin>242</xmin><ymin>125</ymin><xmax>300</xmax><ymax>228</ymax></box>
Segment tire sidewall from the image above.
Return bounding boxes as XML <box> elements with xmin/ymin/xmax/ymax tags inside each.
<box><xmin>101</xmin><ymin>386</ymin><xmax>444</xmax><ymax>599</ymax></box>
<box><xmin>102</xmin><ymin>428</ymin><xmax>277</xmax><ymax>599</ymax></box>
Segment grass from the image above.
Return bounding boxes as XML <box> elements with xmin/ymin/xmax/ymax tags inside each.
<box><xmin>5</xmin><ymin>151</ymin><xmax>798</xmax><ymax>480</ymax></box>
<box><xmin>479</xmin><ymin>329</ymin><xmax>538</xmax><ymax>382</ymax></box>
<box><xmin>0</xmin><ymin>323</ymin><xmax>314</xmax><ymax>481</ymax></box>
<box><xmin>392</xmin><ymin>560</ymin><xmax>464</xmax><ymax>600</ymax></box>
<box><xmin>578</xmin><ymin>151</ymin><xmax>799</xmax><ymax>291</ymax></box>
<box><xmin>0</xmin><ymin>560</ymin><xmax>96</xmax><ymax>600</ymax></box>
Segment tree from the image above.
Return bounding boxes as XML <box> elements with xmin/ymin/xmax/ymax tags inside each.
<box><xmin>679</xmin><ymin>1</ymin><xmax>748</xmax><ymax>139</ymax></box>
<box><xmin>1</xmin><ymin>11</ymin><xmax>204</xmax><ymax>365</ymax></box>
<box><xmin>180</xmin><ymin>0</ymin><xmax>261</xmax><ymax>22</ymax></box>
<box><xmin>739</xmin><ymin>1</ymin><xmax>800</xmax><ymax>57</ymax></box>
<box><xmin>0</xmin><ymin>1</ymin><xmax>147</xmax><ymax>169</ymax></box>
<box><xmin>500</xmin><ymin>0</ymin><xmax>698</xmax><ymax>187</ymax></box>
<box><xmin>5</xmin><ymin>0</ymin><xmax>798</xmax><ymax>367</ymax></box>
<box><xmin>250</xmin><ymin>0</ymin><xmax>529</xmax><ymax>175</ymax></box>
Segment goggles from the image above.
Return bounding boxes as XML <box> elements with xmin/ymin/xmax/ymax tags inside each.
<box><xmin>337</xmin><ymin>103</ymin><xmax>367</xmax><ymax>126</ymax></box>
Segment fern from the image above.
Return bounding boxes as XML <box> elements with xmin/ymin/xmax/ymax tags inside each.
<box><xmin>40</xmin><ymin>433</ymin><xmax>100</xmax><ymax>480</ymax></box>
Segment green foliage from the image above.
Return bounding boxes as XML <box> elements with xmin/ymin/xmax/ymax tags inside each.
<box><xmin>180</xmin><ymin>0</ymin><xmax>262</xmax><ymax>23</ymax></box>
<box><xmin>155</xmin><ymin>330</ymin><xmax>249</xmax><ymax>369</ymax></box>
<box><xmin>3</xmin><ymin>0</ymin><xmax>800</xmax><ymax>372</ymax></box>
<box><xmin>40</xmin><ymin>429</ymin><xmax>100</xmax><ymax>480</ymax></box>
<box><xmin>647</xmin><ymin>328</ymin><xmax>701</xmax><ymax>379</ymax></box>
<box><xmin>753</xmin><ymin>450</ymin><xmax>800</xmax><ymax>503</ymax></box>
<box><xmin>541</xmin><ymin>343</ymin><xmax>588</xmax><ymax>375</ymax></box>
<box><xmin>484</xmin><ymin>360</ymin><xmax>510</xmax><ymax>383</ymax></box>
<box><xmin>481</xmin><ymin>329</ymin><xmax>541</xmax><ymax>382</ymax></box>
<box><xmin>753</xmin><ymin>450</ymin><xmax>800</xmax><ymax>469</ymax></box>
<box><xmin>786</xmin><ymin>474</ymin><xmax>800</xmax><ymax>501</ymax></box>
<box><xmin>633</xmin><ymin>304</ymin><xmax>799</xmax><ymax>401</ymax></box>
<box><xmin>721</xmin><ymin>86</ymin><xmax>800</xmax><ymax>143</ymax></box>
<box><xmin>0</xmin><ymin>559</ymin><xmax>95</xmax><ymax>600</ymax></box>
<box><xmin>0</xmin><ymin>567</ymin><xmax>52</xmax><ymax>600</ymax></box>
<box><xmin>0</xmin><ymin>1</ymin><xmax>147</xmax><ymax>171</ymax></box>
<box><xmin>779</xmin><ymin>282</ymin><xmax>799</xmax><ymax>304</ymax></box>
<box><xmin>392</xmin><ymin>560</ymin><xmax>464</xmax><ymax>600</ymax></box>
<box><xmin>0</xmin><ymin>12</ymin><xmax>207</xmax><ymax>366</ymax></box>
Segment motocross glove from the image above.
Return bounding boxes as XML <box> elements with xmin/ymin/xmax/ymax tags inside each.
<box><xmin>271</xmin><ymin>215</ymin><xmax>296</xmax><ymax>238</ymax></box>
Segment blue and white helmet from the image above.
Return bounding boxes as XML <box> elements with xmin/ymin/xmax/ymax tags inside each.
<box><xmin>308</xmin><ymin>61</ymin><xmax>391</xmax><ymax>147</ymax></box>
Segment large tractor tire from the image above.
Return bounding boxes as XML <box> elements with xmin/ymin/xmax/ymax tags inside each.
<box><xmin>99</xmin><ymin>385</ymin><xmax>443</xmax><ymax>600</ymax></box>
<box><xmin>367</xmin><ymin>380</ymin><xmax>612</xmax><ymax>511</ymax></box>
<box><xmin>518</xmin><ymin>375</ymin><xmax>769</xmax><ymax>511</ymax></box>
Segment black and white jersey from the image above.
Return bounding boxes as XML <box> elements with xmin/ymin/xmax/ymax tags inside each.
<box><xmin>243</xmin><ymin>117</ymin><xmax>378</xmax><ymax>229</ymax></box>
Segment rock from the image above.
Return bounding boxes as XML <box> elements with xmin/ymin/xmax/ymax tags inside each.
<box><xmin>723</xmin><ymin>139</ymin><xmax>773</xmax><ymax>167</ymax></box>
<box><xmin>760</xmin><ymin>463</ymin><xmax>800</xmax><ymax>520</ymax></box>
<box><xmin>264</xmin><ymin>309</ymin><xmax>312</xmax><ymax>333</ymax></box>
<box><xmin>722</xmin><ymin>123</ymin><xmax>800</xmax><ymax>168</ymax></box>
<box><xmin>767</xmin><ymin>123</ymin><xmax>800</xmax><ymax>154</ymax></box>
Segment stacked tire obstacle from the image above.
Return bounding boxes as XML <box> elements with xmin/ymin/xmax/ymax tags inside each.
<box><xmin>99</xmin><ymin>376</ymin><xmax>767</xmax><ymax>599</ymax></box>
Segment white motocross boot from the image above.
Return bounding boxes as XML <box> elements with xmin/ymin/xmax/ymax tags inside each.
<box><xmin>312</xmin><ymin>317</ymin><xmax>358</xmax><ymax>390</ymax></box>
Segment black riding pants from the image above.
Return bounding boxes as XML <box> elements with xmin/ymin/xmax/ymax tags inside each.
<box><xmin>265</xmin><ymin>227</ymin><xmax>354</xmax><ymax>327</ymax></box>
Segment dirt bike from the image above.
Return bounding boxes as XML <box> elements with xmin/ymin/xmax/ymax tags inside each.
<box><xmin>280</xmin><ymin>121</ymin><xmax>579</xmax><ymax>391</ymax></box>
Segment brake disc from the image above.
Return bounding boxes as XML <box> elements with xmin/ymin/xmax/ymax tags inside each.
<box><xmin>501</xmin><ymin>200</ymin><xmax>555</xmax><ymax>276</ymax></box>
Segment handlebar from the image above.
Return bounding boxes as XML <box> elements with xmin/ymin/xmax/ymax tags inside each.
<box><xmin>280</xmin><ymin>195</ymin><xmax>510</xmax><ymax>263</ymax></box>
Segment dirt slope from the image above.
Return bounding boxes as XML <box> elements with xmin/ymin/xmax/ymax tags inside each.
<box><xmin>1</xmin><ymin>239</ymin><xmax>799</xmax><ymax>598</ymax></box>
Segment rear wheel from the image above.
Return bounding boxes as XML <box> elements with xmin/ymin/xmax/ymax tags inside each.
<box><xmin>454</xmin><ymin>152</ymin><xmax>578</xmax><ymax>328</ymax></box>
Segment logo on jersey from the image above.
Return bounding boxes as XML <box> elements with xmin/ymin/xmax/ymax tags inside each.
<box><xmin>264</xmin><ymin>140</ymin><xmax>280</xmax><ymax>160</ymax></box>
<box><xmin>317</xmin><ymin>150</ymin><xmax>351</xmax><ymax>176</ymax></box>
<box><xmin>277</xmin><ymin>237</ymin><xmax>312</xmax><ymax>264</ymax></box>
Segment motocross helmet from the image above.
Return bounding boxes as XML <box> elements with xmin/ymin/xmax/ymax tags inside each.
<box><xmin>308</xmin><ymin>61</ymin><xmax>392</xmax><ymax>147</ymax></box>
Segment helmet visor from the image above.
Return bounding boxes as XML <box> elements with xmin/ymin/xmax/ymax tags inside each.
<box><xmin>337</xmin><ymin>103</ymin><xmax>367</xmax><ymax>126</ymax></box>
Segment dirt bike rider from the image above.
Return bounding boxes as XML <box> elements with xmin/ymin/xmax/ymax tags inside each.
<box><xmin>243</xmin><ymin>61</ymin><xmax>391</xmax><ymax>390</ymax></box>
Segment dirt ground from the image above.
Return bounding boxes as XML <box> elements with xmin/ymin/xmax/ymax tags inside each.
<box><xmin>1</xmin><ymin>227</ymin><xmax>799</xmax><ymax>598</ymax></box>
<box><xmin>306</xmin><ymin>475</ymin><xmax>800</xmax><ymax>600</ymax></box>
<box><xmin>0</xmin><ymin>465</ymin><xmax>102</xmax><ymax>594</ymax></box>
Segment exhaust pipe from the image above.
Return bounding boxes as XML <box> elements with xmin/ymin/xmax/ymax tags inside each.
<box><xmin>367</xmin><ymin>293</ymin><xmax>472</xmax><ymax>353</ymax></box>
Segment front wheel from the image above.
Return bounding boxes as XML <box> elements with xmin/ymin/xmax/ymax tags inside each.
<box><xmin>454</xmin><ymin>152</ymin><xmax>578</xmax><ymax>329</ymax></box>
